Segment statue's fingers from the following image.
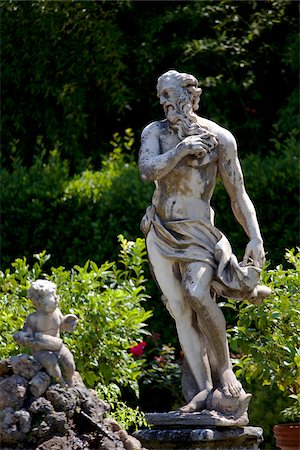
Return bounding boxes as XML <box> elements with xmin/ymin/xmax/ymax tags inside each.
<box><xmin>242</xmin><ymin>249</ymin><xmax>250</xmax><ymax>266</ymax></box>
<box><xmin>259</xmin><ymin>254</ymin><xmax>265</xmax><ymax>268</ymax></box>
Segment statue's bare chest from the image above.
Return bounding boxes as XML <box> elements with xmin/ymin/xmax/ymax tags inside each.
<box><xmin>159</xmin><ymin>130</ymin><xmax>219</xmax><ymax>172</ymax></box>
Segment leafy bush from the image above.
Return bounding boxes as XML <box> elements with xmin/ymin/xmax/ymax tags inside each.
<box><xmin>226</xmin><ymin>248</ymin><xmax>300</xmax><ymax>422</ymax></box>
<box><xmin>1</xmin><ymin>130</ymin><xmax>153</xmax><ymax>269</ymax></box>
<box><xmin>96</xmin><ymin>382</ymin><xmax>147</xmax><ymax>431</ymax></box>
<box><xmin>1</xmin><ymin>1</ymin><xmax>298</xmax><ymax>165</ymax></box>
<box><xmin>0</xmin><ymin>237</ymin><xmax>152</xmax><ymax>399</ymax></box>
<box><xmin>140</xmin><ymin>337</ymin><xmax>183</xmax><ymax>412</ymax></box>
<box><xmin>1</xmin><ymin>0</ymin><xmax>129</xmax><ymax>166</ymax></box>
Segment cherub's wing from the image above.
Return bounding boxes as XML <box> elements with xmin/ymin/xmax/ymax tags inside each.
<box><xmin>61</xmin><ymin>314</ymin><xmax>78</xmax><ymax>332</ymax></box>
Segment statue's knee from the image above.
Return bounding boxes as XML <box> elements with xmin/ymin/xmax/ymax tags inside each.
<box><xmin>184</xmin><ymin>284</ymin><xmax>208</xmax><ymax>309</ymax></box>
<box><xmin>59</xmin><ymin>348</ymin><xmax>75</xmax><ymax>375</ymax></box>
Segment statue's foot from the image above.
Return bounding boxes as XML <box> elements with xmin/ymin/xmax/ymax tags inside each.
<box><xmin>248</xmin><ymin>285</ymin><xmax>271</xmax><ymax>304</ymax></box>
<box><xmin>220</xmin><ymin>369</ymin><xmax>242</xmax><ymax>398</ymax></box>
<box><xmin>180</xmin><ymin>388</ymin><xmax>210</xmax><ymax>413</ymax></box>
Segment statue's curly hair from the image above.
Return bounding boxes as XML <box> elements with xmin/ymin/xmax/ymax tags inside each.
<box><xmin>157</xmin><ymin>69</ymin><xmax>202</xmax><ymax>111</ymax></box>
<box><xmin>28</xmin><ymin>279</ymin><xmax>58</xmax><ymax>305</ymax></box>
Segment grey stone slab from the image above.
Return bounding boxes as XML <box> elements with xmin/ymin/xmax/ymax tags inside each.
<box><xmin>134</xmin><ymin>425</ymin><xmax>263</xmax><ymax>450</ymax></box>
<box><xmin>145</xmin><ymin>411</ymin><xmax>249</xmax><ymax>428</ymax></box>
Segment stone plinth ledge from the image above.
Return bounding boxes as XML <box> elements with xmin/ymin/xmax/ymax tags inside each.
<box><xmin>145</xmin><ymin>410</ymin><xmax>249</xmax><ymax>427</ymax></box>
<box><xmin>134</xmin><ymin>425</ymin><xmax>263</xmax><ymax>450</ymax></box>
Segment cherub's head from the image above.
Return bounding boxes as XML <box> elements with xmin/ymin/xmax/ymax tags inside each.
<box><xmin>28</xmin><ymin>279</ymin><xmax>59</xmax><ymax>313</ymax></box>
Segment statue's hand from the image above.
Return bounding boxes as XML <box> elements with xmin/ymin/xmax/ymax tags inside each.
<box><xmin>179</xmin><ymin>135</ymin><xmax>209</xmax><ymax>158</ymax></box>
<box><xmin>14</xmin><ymin>331</ymin><xmax>35</xmax><ymax>348</ymax></box>
<box><xmin>242</xmin><ymin>238</ymin><xmax>265</xmax><ymax>268</ymax></box>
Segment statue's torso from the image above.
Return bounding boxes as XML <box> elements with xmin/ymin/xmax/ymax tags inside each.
<box><xmin>30</xmin><ymin>310</ymin><xmax>61</xmax><ymax>337</ymax></box>
<box><xmin>153</xmin><ymin>122</ymin><xmax>219</xmax><ymax>223</ymax></box>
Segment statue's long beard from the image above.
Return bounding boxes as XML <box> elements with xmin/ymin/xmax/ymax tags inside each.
<box><xmin>167</xmin><ymin>100</ymin><xmax>218</xmax><ymax>151</ymax></box>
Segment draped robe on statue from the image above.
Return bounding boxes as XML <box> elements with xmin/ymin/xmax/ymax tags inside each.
<box><xmin>141</xmin><ymin>204</ymin><xmax>261</xmax><ymax>300</ymax></box>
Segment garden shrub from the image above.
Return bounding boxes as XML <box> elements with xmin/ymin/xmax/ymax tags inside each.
<box><xmin>226</xmin><ymin>248</ymin><xmax>300</xmax><ymax>423</ymax></box>
<box><xmin>2</xmin><ymin>129</ymin><xmax>298</xmax><ymax>271</ymax></box>
<box><xmin>1</xmin><ymin>1</ymin><xmax>298</xmax><ymax>165</ymax></box>
<box><xmin>0</xmin><ymin>130</ymin><xmax>153</xmax><ymax>269</ymax></box>
<box><xmin>0</xmin><ymin>236</ymin><xmax>152</xmax><ymax>398</ymax></box>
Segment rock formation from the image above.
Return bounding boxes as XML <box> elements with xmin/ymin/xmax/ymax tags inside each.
<box><xmin>0</xmin><ymin>354</ymin><xmax>145</xmax><ymax>450</ymax></box>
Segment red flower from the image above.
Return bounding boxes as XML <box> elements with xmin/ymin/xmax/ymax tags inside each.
<box><xmin>129</xmin><ymin>341</ymin><xmax>147</xmax><ymax>357</ymax></box>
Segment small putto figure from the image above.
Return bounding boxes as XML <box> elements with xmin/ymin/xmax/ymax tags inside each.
<box><xmin>14</xmin><ymin>279</ymin><xmax>78</xmax><ymax>387</ymax></box>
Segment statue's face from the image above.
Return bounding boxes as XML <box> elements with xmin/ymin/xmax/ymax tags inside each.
<box><xmin>33</xmin><ymin>292</ymin><xmax>59</xmax><ymax>313</ymax></box>
<box><xmin>158</xmin><ymin>78</ymin><xmax>183</xmax><ymax>123</ymax></box>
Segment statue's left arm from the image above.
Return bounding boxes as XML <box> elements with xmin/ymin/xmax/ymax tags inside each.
<box><xmin>217</xmin><ymin>131</ymin><xmax>265</xmax><ymax>268</ymax></box>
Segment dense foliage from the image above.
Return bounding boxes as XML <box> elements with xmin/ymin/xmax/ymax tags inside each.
<box><xmin>227</xmin><ymin>248</ymin><xmax>300</xmax><ymax>422</ymax></box>
<box><xmin>213</xmin><ymin>130</ymin><xmax>299</xmax><ymax>264</ymax></box>
<box><xmin>1</xmin><ymin>0</ymin><xmax>298</xmax><ymax>166</ymax></box>
<box><xmin>0</xmin><ymin>239</ymin><xmax>151</xmax><ymax>428</ymax></box>
<box><xmin>1</xmin><ymin>130</ymin><xmax>298</xmax><ymax>271</ymax></box>
<box><xmin>1</xmin><ymin>130</ymin><xmax>153</xmax><ymax>269</ymax></box>
<box><xmin>1</xmin><ymin>1</ymin><xmax>299</xmax><ymax>440</ymax></box>
<box><xmin>0</xmin><ymin>238</ymin><xmax>151</xmax><ymax>392</ymax></box>
<box><xmin>1</xmin><ymin>0</ymin><xmax>299</xmax><ymax>269</ymax></box>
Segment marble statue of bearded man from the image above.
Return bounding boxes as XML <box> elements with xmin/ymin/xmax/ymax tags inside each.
<box><xmin>139</xmin><ymin>70</ymin><xmax>270</xmax><ymax>413</ymax></box>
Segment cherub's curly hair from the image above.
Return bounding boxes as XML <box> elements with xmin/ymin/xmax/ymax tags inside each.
<box><xmin>28</xmin><ymin>279</ymin><xmax>58</xmax><ymax>305</ymax></box>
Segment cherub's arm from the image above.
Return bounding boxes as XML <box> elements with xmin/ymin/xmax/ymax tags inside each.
<box><xmin>217</xmin><ymin>130</ymin><xmax>265</xmax><ymax>268</ymax></box>
<box><xmin>139</xmin><ymin>122</ymin><xmax>209</xmax><ymax>181</ymax></box>
<box><xmin>22</xmin><ymin>313</ymin><xmax>36</xmax><ymax>333</ymax></box>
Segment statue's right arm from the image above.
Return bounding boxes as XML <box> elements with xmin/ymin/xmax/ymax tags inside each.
<box><xmin>138</xmin><ymin>122</ymin><xmax>187</xmax><ymax>180</ymax></box>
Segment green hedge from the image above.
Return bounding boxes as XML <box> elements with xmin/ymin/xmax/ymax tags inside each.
<box><xmin>1</xmin><ymin>131</ymin><xmax>153</xmax><ymax>269</ymax></box>
<box><xmin>0</xmin><ymin>237</ymin><xmax>151</xmax><ymax>394</ymax></box>
<box><xmin>213</xmin><ymin>130</ymin><xmax>299</xmax><ymax>264</ymax></box>
<box><xmin>1</xmin><ymin>0</ymin><xmax>298</xmax><ymax>165</ymax></box>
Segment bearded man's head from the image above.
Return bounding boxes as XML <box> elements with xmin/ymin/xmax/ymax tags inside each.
<box><xmin>156</xmin><ymin>69</ymin><xmax>218</xmax><ymax>151</ymax></box>
<box><xmin>157</xmin><ymin>70</ymin><xmax>202</xmax><ymax>113</ymax></box>
<box><xmin>156</xmin><ymin>70</ymin><xmax>209</xmax><ymax>140</ymax></box>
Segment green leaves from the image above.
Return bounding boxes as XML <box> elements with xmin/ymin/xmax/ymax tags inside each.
<box><xmin>1</xmin><ymin>131</ymin><xmax>153</xmax><ymax>269</ymax></box>
<box><xmin>0</xmin><ymin>238</ymin><xmax>152</xmax><ymax>400</ymax></box>
<box><xmin>227</xmin><ymin>248</ymin><xmax>300</xmax><ymax>421</ymax></box>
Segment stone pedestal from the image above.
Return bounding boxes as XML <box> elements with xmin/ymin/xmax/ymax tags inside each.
<box><xmin>134</xmin><ymin>412</ymin><xmax>263</xmax><ymax>450</ymax></box>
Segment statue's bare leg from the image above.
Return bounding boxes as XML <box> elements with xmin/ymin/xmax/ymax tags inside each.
<box><xmin>34</xmin><ymin>350</ymin><xmax>66</xmax><ymax>386</ymax></box>
<box><xmin>147</xmin><ymin>233</ymin><xmax>213</xmax><ymax>402</ymax></box>
<box><xmin>59</xmin><ymin>345</ymin><xmax>76</xmax><ymax>386</ymax></box>
<box><xmin>182</xmin><ymin>261</ymin><xmax>242</xmax><ymax>398</ymax></box>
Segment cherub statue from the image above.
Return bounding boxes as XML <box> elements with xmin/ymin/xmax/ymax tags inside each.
<box><xmin>14</xmin><ymin>279</ymin><xmax>78</xmax><ymax>387</ymax></box>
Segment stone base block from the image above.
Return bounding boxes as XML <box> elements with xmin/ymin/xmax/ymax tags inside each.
<box><xmin>134</xmin><ymin>426</ymin><xmax>263</xmax><ymax>450</ymax></box>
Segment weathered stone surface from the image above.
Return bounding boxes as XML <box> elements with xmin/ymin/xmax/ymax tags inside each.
<box><xmin>0</xmin><ymin>358</ymin><xmax>13</xmax><ymax>376</ymax></box>
<box><xmin>13</xmin><ymin>279</ymin><xmax>78</xmax><ymax>386</ymax></box>
<box><xmin>14</xmin><ymin>410</ymin><xmax>32</xmax><ymax>433</ymax></box>
<box><xmin>0</xmin><ymin>355</ymin><xmax>147</xmax><ymax>450</ymax></box>
<box><xmin>145</xmin><ymin>410</ymin><xmax>249</xmax><ymax>427</ymax></box>
<box><xmin>29</xmin><ymin>397</ymin><xmax>54</xmax><ymax>415</ymax></box>
<box><xmin>75</xmin><ymin>386</ymin><xmax>109</xmax><ymax>422</ymax></box>
<box><xmin>31</xmin><ymin>410</ymin><xmax>68</xmax><ymax>439</ymax></box>
<box><xmin>134</xmin><ymin>426</ymin><xmax>263</xmax><ymax>450</ymax></box>
<box><xmin>30</xmin><ymin>370</ymin><xmax>51</xmax><ymax>397</ymax></box>
<box><xmin>139</xmin><ymin>70</ymin><xmax>270</xmax><ymax>418</ymax></box>
<box><xmin>0</xmin><ymin>374</ymin><xmax>28</xmax><ymax>409</ymax></box>
<box><xmin>11</xmin><ymin>354</ymin><xmax>42</xmax><ymax>379</ymax></box>
<box><xmin>0</xmin><ymin>407</ymin><xmax>31</xmax><ymax>444</ymax></box>
<box><xmin>46</xmin><ymin>384</ymin><xmax>77</xmax><ymax>418</ymax></box>
<box><xmin>35</xmin><ymin>432</ymin><xmax>86</xmax><ymax>450</ymax></box>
